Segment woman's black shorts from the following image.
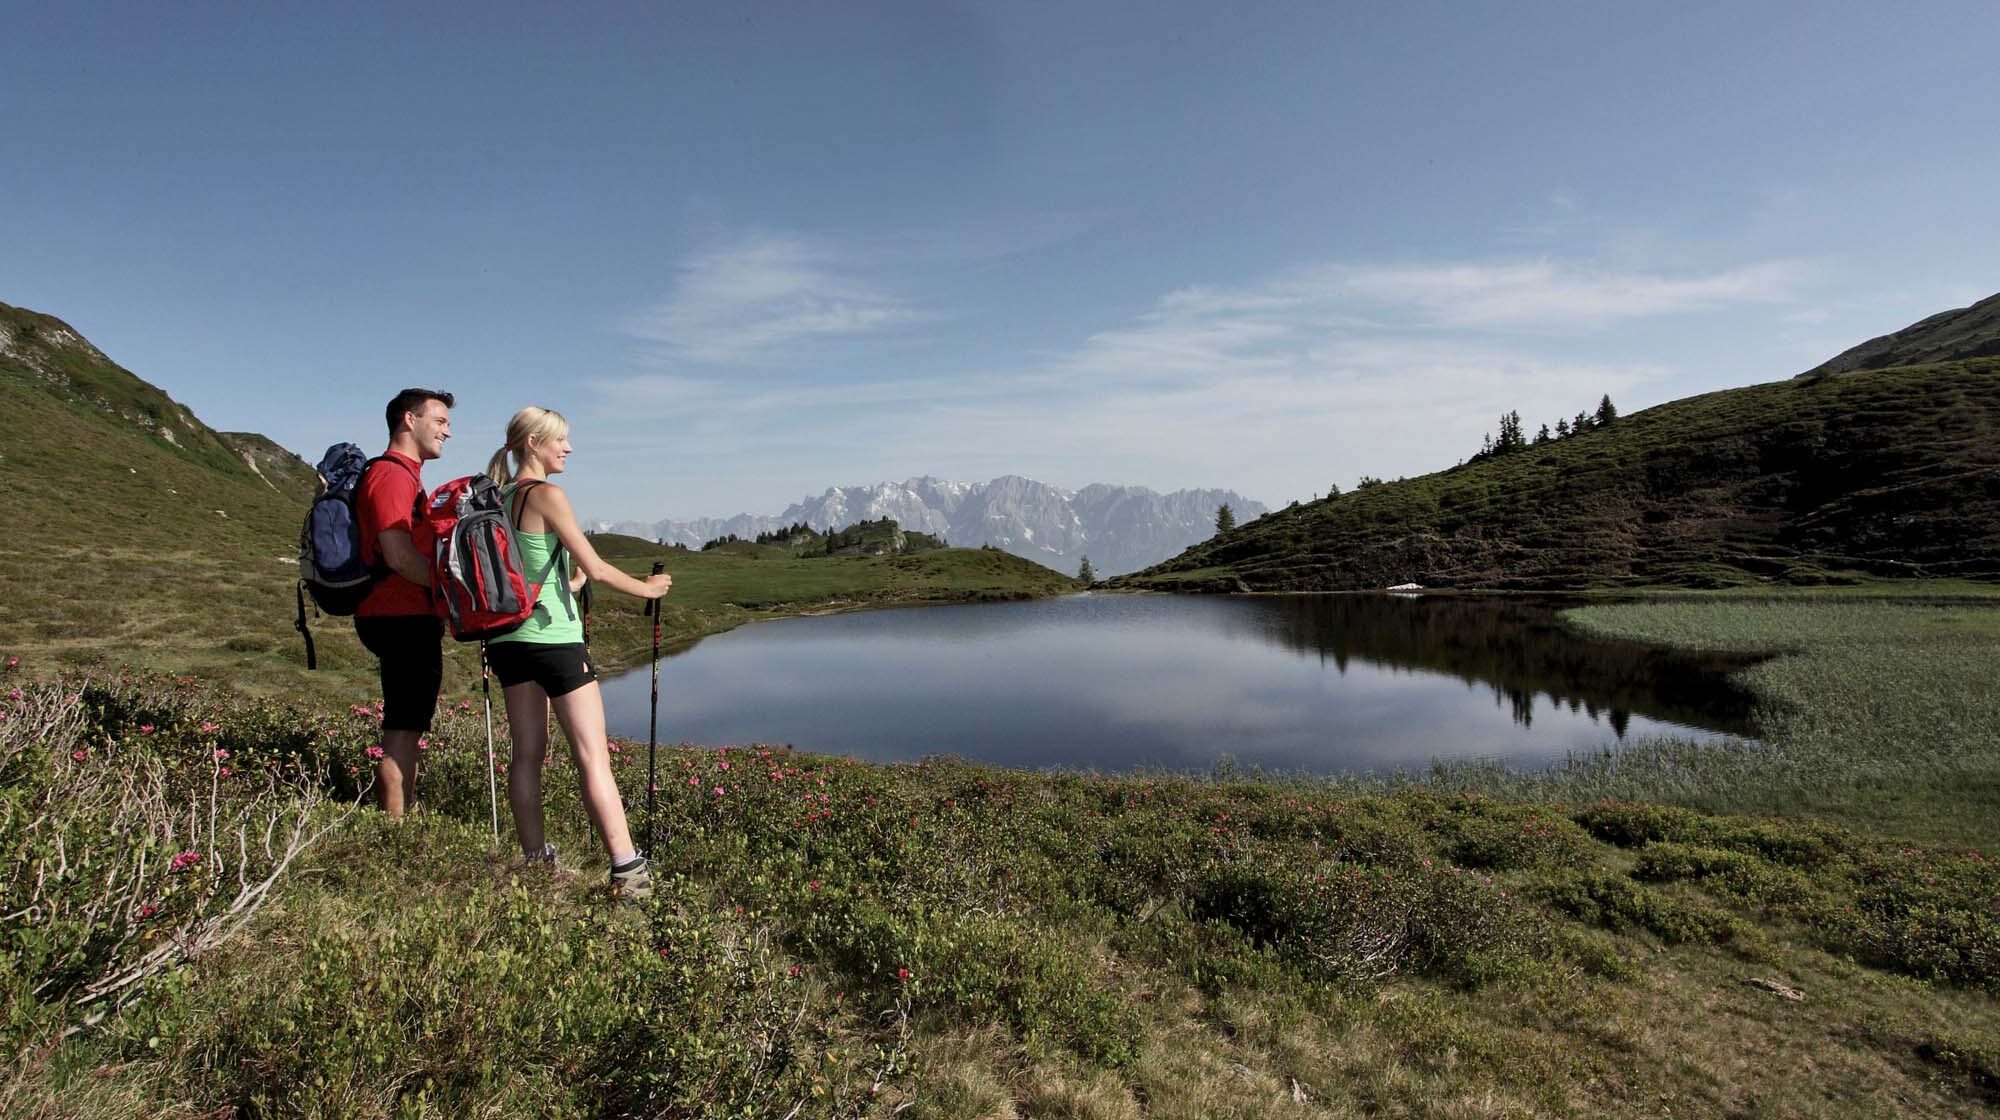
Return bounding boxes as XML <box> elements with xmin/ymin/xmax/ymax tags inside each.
<box><xmin>485</xmin><ymin>641</ymin><xmax>598</xmax><ymax>698</ymax></box>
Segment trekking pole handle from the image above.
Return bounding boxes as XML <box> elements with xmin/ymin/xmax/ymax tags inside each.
<box><xmin>644</xmin><ymin>561</ymin><xmax>665</xmax><ymax>618</ymax></box>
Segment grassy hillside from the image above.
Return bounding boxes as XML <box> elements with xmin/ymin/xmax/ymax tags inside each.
<box><xmin>1124</xmin><ymin>358</ymin><xmax>2000</xmax><ymax>592</ymax></box>
<box><xmin>1803</xmin><ymin>290</ymin><xmax>2000</xmax><ymax>377</ymax></box>
<box><xmin>0</xmin><ymin>300</ymin><xmax>1077</xmax><ymax>702</ymax></box>
<box><xmin>0</xmin><ymin>303</ymin><xmax>330</xmax><ymax>683</ymax></box>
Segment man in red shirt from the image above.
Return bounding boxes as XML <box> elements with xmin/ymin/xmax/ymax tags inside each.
<box><xmin>355</xmin><ymin>387</ymin><xmax>454</xmax><ymax>817</ymax></box>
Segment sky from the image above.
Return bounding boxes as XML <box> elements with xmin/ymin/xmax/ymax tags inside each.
<box><xmin>4</xmin><ymin>1</ymin><xmax>1996</xmax><ymax>522</ymax></box>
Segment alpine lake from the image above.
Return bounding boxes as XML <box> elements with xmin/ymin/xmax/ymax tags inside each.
<box><xmin>600</xmin><ymin>593</ymin><xmax>1760</xmax><ymax>777</ymax></box>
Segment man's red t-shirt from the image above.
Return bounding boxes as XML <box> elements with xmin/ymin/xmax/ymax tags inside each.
<box><xmin>355</xmin><ymin>451</ymin><xmax>432</xmax><ymax>618</ymax></box>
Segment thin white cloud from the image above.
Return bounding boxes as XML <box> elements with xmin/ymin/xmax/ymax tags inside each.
<box><xmin>1321</xmin><ymin>258</ymin><xmax>1807</xmax><ymax>329</ymax></box>
<box><xmin>626</xmin><ymin>231</ymin><xmax>931</xmax><ymax>365</ymax></box>
<box><xmin>584</xmin><ymin>251</ymin><xmax>1818</xmax><ymax>517</ymax></box>
<box><xmin>1054</xmin><ymin>256</ymin><xmax>1812</xmax><ymax>388</ymax></box>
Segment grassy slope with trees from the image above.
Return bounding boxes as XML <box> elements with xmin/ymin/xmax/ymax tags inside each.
<box><xmin>1120</xmin><ymin>355</ymin><xmax>2000</xmax><ymax>594</ymax></box>
<box><xmin>5</xmin><ymin>298</ymin><xmax>2000</xmax><ymax>1117</ymax></box>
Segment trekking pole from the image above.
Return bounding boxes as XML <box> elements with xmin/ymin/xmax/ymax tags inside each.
<box><xmin>645</xmin><ymin>560</ymin><xmax>665</xmax><ymax>856</ymax></box>
<box><xmin>481</xmin><ymin>641</ymin><xmax>500</xmax><ymax>843</ymax></box>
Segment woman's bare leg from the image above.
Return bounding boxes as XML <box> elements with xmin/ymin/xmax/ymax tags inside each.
<box><xmin>502</xmin><ymin>682</ymin><xmax>552</xmax><ymax>856</ymax></box>
<box><xmin>548</xmin><ymin>681</ymin><xmax>637</xmax><ymax>863</ymax></box>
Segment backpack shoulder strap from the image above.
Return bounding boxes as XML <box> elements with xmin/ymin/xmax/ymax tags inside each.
<box><xmin>506</xmin><ymin>478</ymin><xmax>546</xmax><ymax>526</ymax></box>
<box><xmin>506</xmin><ymin>480</ymin><xmax>577</xmax><ymax>623</ymax></box>
<box><xmin>361</xmin><ymin>455</ymin><xmax>422</xmax><ymax>488</ymax></box>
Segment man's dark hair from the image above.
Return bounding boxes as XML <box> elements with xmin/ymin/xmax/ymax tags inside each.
<box><xmin>385</xmin><ymin>388</ymin><xmax>455</xmax><ymax>437</ymax></box>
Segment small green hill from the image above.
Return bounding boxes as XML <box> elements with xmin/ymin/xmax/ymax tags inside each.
<box><xmin>1124</xmin><ymin>300</ymin><xmax>2000</xmax><ymax>592</ymax></box>
<box><xmin>0</xmin><ymin>302</ymin><xmax>329</xmax><ymax>681</ymax></box>
<box><xmin>1802</xmin><ymin>290</ymin><xmax>2000</xmax><ymax>378</ymax></box>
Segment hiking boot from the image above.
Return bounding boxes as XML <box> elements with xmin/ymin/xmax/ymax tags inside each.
<box><xmin>609</xmin><ymin>855</ymin><xmax>653</xmax><ymax>901</ymax></box>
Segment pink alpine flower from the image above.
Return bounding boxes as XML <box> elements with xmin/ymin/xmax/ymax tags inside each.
<box><xmin>139</xmin><ymin>724</ymin><xmax>157</xmax><ymax>735</ymax></box>
<box><xmin>213</xmin><ymin>748</ymin><xmax>230</xmax><ymax>761</ymax></box>
<box><xmin>169</xmin><ymin>851</ymin><xmax>202</xmax><ymax>872</ymax></box>
<box><xmin>365</xmin><ymin>745</ymin><xmax>385</xmax><ymax>760</ymax></box>
<box><xmin>71</xmin><ymin>749</ymin><xmax>88</xmax><ymax>761</ymax></box>
<box><xmin>200</xmin><ymin>721</ymin><xmax>220</xmax><ymax>734</ymax></box>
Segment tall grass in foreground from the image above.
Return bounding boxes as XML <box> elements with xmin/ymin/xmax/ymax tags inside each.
<box><xmin>5</xmin><ymin>643</ymin><xmax>2000</xmax><ymax>1118</ymax></box>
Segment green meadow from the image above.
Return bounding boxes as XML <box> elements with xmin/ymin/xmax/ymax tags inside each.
<box><xmin>6</xmin><ymin>584</ymin><xmax>2000</xmax><ymax>1118</ymax></box>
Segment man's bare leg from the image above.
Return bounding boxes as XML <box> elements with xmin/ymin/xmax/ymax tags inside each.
<box><xmin>376</xmin><ymin>728</ymin><xmax>422</xmax><ymax>817</ymax></box>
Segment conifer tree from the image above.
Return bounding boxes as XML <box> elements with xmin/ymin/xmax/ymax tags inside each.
<box><xmin>1078</xmin><ymin>555</ymin><xmax>1096</xmax><ymax>582</ymax></box>
<box><xmin>1215</xmin><ymin>503</ymin><xmax>1236</xmax><ymax>534</ymax></box>
<box><xmin>1596</xmin><ymin>394</ymin><xmax>1618</xmax><ymax>426</ymax></box>
<box><xmin>1535</xmin><ymin>423</ymin><xmax>1552</xmax><ymax>444</ymax></box>
<box><xmin>1555</xmin><ymin>417</ymin><xmax>1571</xmax><ymax>438</ymax></box>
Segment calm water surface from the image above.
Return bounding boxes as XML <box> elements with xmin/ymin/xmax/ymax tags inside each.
<box><xmin>600</xmin><ymin>594</ymin><xmax>1757</xmax><ymax>774</ymax></box>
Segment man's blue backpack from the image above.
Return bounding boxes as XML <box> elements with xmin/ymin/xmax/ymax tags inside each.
<box><xmin>294</xmin><ymin>443</ymin><xmax>414</xmax><ymax>668</ymax></box>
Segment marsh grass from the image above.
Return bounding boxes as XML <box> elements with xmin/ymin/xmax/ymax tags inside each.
<box><xmin>1548</xmin><ymin>594</ymin><xmax>2000</xmax><ymax>846</ymax></box>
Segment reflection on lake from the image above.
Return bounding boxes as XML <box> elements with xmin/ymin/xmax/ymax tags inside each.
<box><xmin>600</xmin><ymin>594</ymin><xmax>1759</xmax><ymax>775</ymax></box>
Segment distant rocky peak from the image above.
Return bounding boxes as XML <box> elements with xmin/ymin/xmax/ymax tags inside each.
<box><xmin>597</xmin><ymin>475</ymin><xmax>1267</xmax><ymax>577</ymax></box>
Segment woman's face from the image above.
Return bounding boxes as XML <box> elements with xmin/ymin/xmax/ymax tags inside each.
<box><xmin>529</xmin><ymin>429</ymin><xmax>573</xmax><ymax>475</ymax></box>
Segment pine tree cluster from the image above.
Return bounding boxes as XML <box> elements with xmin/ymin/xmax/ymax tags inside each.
<box><xmin>753</xmin><ymin>521</ymin><xmax>817</xmax><ymax>545</ymax></box>
<box><xmin>1472</xmin><ymin>395</ymin><xmax>1618</xmax><ymax>462</ymax></box>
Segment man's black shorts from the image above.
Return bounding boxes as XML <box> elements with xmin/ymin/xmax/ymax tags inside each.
<box><xmin>354</xmin><ymin>615</ymin><xmax>444</xmax><ymax>733</ymax></box>
<box><xmin>485</xmin><ymin>641</ymin><xmax>598</xmax><ymax>698</ymax></box>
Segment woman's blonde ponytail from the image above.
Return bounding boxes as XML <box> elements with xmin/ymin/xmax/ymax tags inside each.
<box><xmin>488</xmin><ymin>406</ymin><xmax>570</xmax><ymax>485</ymax></box>
<box><xmin>485</xmin><ymin>446</ymin><xmax>514</xmax><ymax>485</ymax></box>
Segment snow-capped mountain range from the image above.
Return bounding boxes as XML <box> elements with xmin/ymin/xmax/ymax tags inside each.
<box><xmin>591</xmin><ymin>476</ymin><xmax>1267</xmax><ymax>576</ymax></box>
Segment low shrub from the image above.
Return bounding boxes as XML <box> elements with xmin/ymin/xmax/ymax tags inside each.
<box><xmin>1574</xmin><ymin>801</ymin><xmax>1860</xmax><ymax>868</ymax></box>
<box><xmin>118</xmin><ymin>830</ymin><xmax>882</xmax><ymax>1118</ymax></box>
<box><xmin>1542</xmin><ymin>872</ymin><xmax>1742</xmax><ymax>946</ymax></box>
<box><xmin>1191</xmin><ymin>855</ymin><xmax>1536</xmax><ymax>987</ymax></box>
<box><xmin>0</xmin><ymin>677</ymin><xmax>354</xmax><ymax>1055</ymax></box>
<box><xmin>1430</xmin><ymin>795</ymin><xmax>1597</xmax><ymax>871</ymax></box>
<box><xmin>1831</xmin><ymin>847</ymin><xmax>2000</xmax><ymax>991</ymax></box>
<box><xmin>1629</xmin><ymin>842</ymin><xmax>1817</xmax><ymax>908</ymax></box>
<box><xmin>793</xmin><ymin>884</ymin><xmax>1137</xmax><ymax>1066</ymax></box>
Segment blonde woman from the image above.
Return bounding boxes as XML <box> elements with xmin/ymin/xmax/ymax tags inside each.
<box><xmin>485</xmin><ymin>406</ymin><xmax>672</xmax><ymax>898</ymax></box>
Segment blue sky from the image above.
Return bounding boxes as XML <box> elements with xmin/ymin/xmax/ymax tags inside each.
<box><xmin>5</xmin><ymin>1</ymin><xmax>1995</xmax><ymax>520</ymax></box>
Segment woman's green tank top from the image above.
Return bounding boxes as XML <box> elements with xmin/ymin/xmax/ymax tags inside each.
<box><xmin>487</xmin><ymin>485</ymin><xmax>582</xmax><ymax>646</ymax></box>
